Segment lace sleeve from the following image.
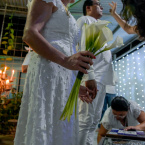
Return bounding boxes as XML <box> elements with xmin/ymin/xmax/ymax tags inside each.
<box><xmin>27</xmin><ymin>0</ymin><xmax>56</xmax><ymax>8</ymax></box>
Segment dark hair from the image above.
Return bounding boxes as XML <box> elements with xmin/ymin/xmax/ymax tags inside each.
<box><xmin>120</xmin><ymin>0</ymin><xmax>145</xmax><ymax>37</ymax></box>
<box><xmin>83</xmin><ymin>0</ymin><xmax>93</xmax><ymax>15</ymax></box>
<box><xmin>111</xmin><ymin>96</ymin><xmax>130</xmax><ymax>111</ymax></box>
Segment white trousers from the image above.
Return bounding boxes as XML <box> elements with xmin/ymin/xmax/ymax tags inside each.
<box><xmin>78</xmin><ymin>82</ymin><xmax>106</xmax><ymax>145</ymax></box>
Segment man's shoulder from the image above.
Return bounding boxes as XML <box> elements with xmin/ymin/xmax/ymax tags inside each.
<box><xmin>77</xmin><ymin>16</ymin><xmax>89</xmax><ymax>23</ymax></box>
<box><xmin>77</xmin><ymin>16</ymin><xmax>97</xmax><ymax>23</ymax></box>
<box><xmin>77</xmin><ymin>16</ymin><xmax>98</xmax><ymax>29</ymax></box>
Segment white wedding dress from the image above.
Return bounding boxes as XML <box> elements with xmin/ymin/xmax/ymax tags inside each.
<box><xmin>14</xmin><ymin>0</ymin><xmax>80</xmax><ymax>145</ymax></box>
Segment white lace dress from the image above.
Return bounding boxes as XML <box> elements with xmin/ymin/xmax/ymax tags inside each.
<box><xmin>14</xmin><ymin>0</ymin><xmax>79</xmax><ymax>145</ymax></box>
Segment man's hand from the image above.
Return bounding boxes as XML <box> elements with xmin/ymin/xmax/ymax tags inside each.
<box><xmin>85</xmin><ymin>80</ymin><xmax>98</xmax><ymax>99</ymax></box>
<box><xmin>79</xmin><ymin>85</ymin><xmax>94</xmax><ymax>103</ymax></box>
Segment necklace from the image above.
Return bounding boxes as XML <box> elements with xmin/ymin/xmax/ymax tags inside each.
<box><xmin>62</xmin><ymin>3</ymin><xmax>70</xmax><ymax>17</ymax></box>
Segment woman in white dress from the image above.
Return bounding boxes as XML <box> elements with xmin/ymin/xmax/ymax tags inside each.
<box><xmin>14</xmin><ymin>0</ymin><xmax>96</xmax><ymax>145</ymax></box>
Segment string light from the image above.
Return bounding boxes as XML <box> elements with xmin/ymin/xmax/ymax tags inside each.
<box><xmin>114</xmin><ymin>44</ymin><xmax>145</xmax><ymax>110</ymax></box>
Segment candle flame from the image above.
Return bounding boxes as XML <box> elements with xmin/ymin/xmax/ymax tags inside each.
<box><xmin>6</xmin><ymin>79</ymin><xmax>9</xmax><ymax>84</ymax></box>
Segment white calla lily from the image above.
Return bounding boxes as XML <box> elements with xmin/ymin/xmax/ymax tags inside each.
<box><xmin>60</xmin><ymin>20</ymin><xmax>123</xmax><ymax>122</ymax></box>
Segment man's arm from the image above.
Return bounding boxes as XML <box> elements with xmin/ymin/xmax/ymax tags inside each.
<box><xmin>97</xmin><ymin>124</ymin><xmax>108</xmax><ymax>143</ymax></box>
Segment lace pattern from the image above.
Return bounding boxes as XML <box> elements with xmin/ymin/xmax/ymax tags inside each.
<box><xmin>14</xmin><ymin>0</ymin><xmax>80</xmax><ymax>144</ymax></box>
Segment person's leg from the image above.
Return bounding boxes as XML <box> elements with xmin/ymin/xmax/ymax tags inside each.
<box><xmin>101</xmin><ymin>93</ymin><xmax>108</xmax><ymax>119</ymax></box>
<box><xmin>107</xmin><ymin>93</ymin><xmax>116</xmax><ymax>107</ymax></box>
<box><xmin>78</xmin><ymin>97</ymin><xmax>97</xmax><ymax>145</ymax></box>
<box><xmin>98</xmin><ymin>93</ymin><xmax>107</xmax><ymax>128</ymax></box>
<box><xmin>86</xmin><ymin>83</ymin><xmax>106</xmax><ymax>145</ymax></box>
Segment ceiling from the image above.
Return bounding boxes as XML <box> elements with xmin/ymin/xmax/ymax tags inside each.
<box><xmin>0</xmin><ymin>0</ymin><xmax>139</xmax><ymax>57</ymax></box>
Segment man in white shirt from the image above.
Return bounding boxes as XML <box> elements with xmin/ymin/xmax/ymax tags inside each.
<box><xmin>98</xmin><ymin>70</ymin><xmax>118</xmax><ymax>128</ymax></box>
<box><xmin>77</xmin><ymin>0</ymin><xmax>114</xmax><ymax>144</ymax></box>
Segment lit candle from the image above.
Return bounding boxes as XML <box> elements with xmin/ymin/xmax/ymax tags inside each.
<box><xmin>6</xmin><ymin>79</ymin><xmax>9</xmax><ymax>84</ymax></box>
<box><xmin>0</xmin><ymin>70</ymin><xmax>2</xmax><ymax>78</ymax></box>
<box><xmin>5</xmin><ymin>79</ymin><xmax>11</xmax><ymax>90</ymax></box>
<box><xmin>10</xmin><ymin>70</ymin><xmax>15</xmax><ymax>81</ymax></box>
<box><xmin>2</xmin><ymin>72</ymin><xmax>6</xmax><ymax>79</ymax></box>
<box><xmin>4</xmin><ymin>67</ymin><xmax>7</xmax><ymax>73</ymax></box>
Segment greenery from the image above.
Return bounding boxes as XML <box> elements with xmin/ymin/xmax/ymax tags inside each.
<box><xmin>0</xmin><ymin>92</ymin><xmax>22</xmax><ymax>135</ymax></box>
<box><xmin>1</xmin><ymin>14</ymin><xmax>15</xmax><ymax>55</ymax></box>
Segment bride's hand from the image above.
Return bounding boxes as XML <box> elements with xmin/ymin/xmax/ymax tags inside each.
<box><xmin>64</xmin><ymin>51</ymin><xmax>96</xmax><ymax>74</ymax></box>
<box><xmin>109</xmin><ymin>1</ymin><xmax>117</xmax><ymax>16</ymax></box>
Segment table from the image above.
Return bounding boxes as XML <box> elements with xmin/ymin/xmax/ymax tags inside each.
<box><xmin>98</xmin><ymin>137</ymin><xmax>145</xmax><ymax>145</ymax></box>
<box><xmin>106</xmin><ymin>128</ymin><xmax>145</xmax><ymax>141</ymax></box>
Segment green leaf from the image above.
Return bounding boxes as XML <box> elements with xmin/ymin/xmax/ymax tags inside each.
<box><xmin>4</xmin><ymin>32</ymin><xmax>9</xmax><ymax>36</ymax></box>
<box><xmin>3</xmin><ymin>49</ymin><xmax>8</xmax><ymax>55</ymax></box>
<box><xmin>8</xmin><ymin>23</ymin><xmax>13</xmax><ymax>27</ymax></box>
<box><xmin>2</xmin><ymin>37</ymin><xmax>8</xmax><ymax>39</ymax></box>
<box><xmin>8</xmin><ymin>39</ymin><xmax>13</xmax><ymax>44</ymax></box>
<box><xmin>10</xmin><ymin>29</ymin><xmax>14</xmax><ymax>34</ymax></box>
<box><xmin>5</xmin><ymin>27</ymin><xmax>9</xmax><ymax>30</ymax></box>
<box><xmin>10</xmin><ymin>33</ymin><xmax>14</xmax><ymax>39</ymax></box>
<box><xmin>7</xmin><ymin>46</ymin><xmax>13</xmax><ymax>50</ymax></box>
<box><xmin>1</xmin><ymin>41</ymin><xmax>7</xmax><ymax>44</ymax></box>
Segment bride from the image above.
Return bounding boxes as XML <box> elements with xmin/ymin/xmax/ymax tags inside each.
<box><xmin>14</xmin><ymin>0</ymin><xmax>96</xmax><ymax>145</ymax></box>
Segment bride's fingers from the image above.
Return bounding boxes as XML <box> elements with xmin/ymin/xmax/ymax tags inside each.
<box><xmin>78</xmin><ymin>66</ymin><xmax>88</xmax><ymax>74</ymax></box>
<box><xmin>79</xmin><ymin>61</ymin><xmax>90</xmax><ymax>70</ymax></box>
<box><xmin>80</xmin><ymin>55</ymin><xmax>93</xmax><ymax>66</ymax></box>
<box><xmin>80</xmin><ymin>51</ymin><xmax>96</xmax><ymax>59</ymax></box>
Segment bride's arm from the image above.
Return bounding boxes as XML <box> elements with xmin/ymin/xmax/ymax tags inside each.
<box><xmin>23</xmin><ymin>0</ymin><xmax>95</xmax><ymax>74</ymax></box>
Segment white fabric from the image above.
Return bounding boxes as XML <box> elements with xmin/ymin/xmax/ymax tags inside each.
<box><xmin>106</xmin><ymin>71</ymin><xmax>118</xmax><ymax>94</ymax></box>
<box><xmin>77</xmin><ymin>16</ymin><xmax>114</xmax><ymax>85</ymax></box>
<box><xmin>79</xmin><ymin>82</ymin><xmax>106</xmax><ymax>145</ymax></box>
<box><xmin>101</xmin><ymin>100</ymin><xmax>143</xmax><ymax>130</ymax></box>
<box><xmin>77</xmin><ymin>16</ymin><xmax>114</xmax><ymax>145</ymax></box>
<box><xmin>14</xmin><ymin>0</ymin><xmax>80</xmax><ymax>145</ymax></box>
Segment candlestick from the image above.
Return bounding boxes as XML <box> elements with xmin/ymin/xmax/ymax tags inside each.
<box><xmin>10</xmin><ymin>70</ymin><xmax>15</xmax><ymax>82</ymax></box>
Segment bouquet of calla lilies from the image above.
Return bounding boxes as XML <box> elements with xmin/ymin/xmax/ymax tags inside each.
<box><xmin>60</xmin><ymin>20</ymin><xmax>123</xmax><ymax>122</ymax></box>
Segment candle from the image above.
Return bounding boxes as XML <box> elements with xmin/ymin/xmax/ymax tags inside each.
<box><xmin>10</xmin><ymin>70</ymin><xmax>15</xmax><ymax>81</ymax></box>
<box><xmin>0</xmin><ymin>70</ymin><xmax>2</xmax><ymax>78</ymax></box>
<box><xmin>5</xmin><ymin>79</ymin><xmax>11</xmax><ymax>91</ymax></box>
<box><xmin>6</xmin><ymin>79</ymin><xmax>9</xmax><ymax>84</ymax></box>
<box><xmin>4</xmin><ymin>67</ymin><xmax>7</xmax><ymax>73</ymax></box>
<box><xmin>2</xmin><ymin>72</ymin><xmax>6</xmax><ymax>79</ymax></box>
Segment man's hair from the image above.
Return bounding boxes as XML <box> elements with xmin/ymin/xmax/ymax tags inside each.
<box><xmin>111</xmin><ymin>96</ymin><xmax>130</xmax><ymax>111</ymax></box>
<box><xmin>83</xmin><ymin>0</ymin><xmax>93</xmax><ymax>16</ymax></box>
